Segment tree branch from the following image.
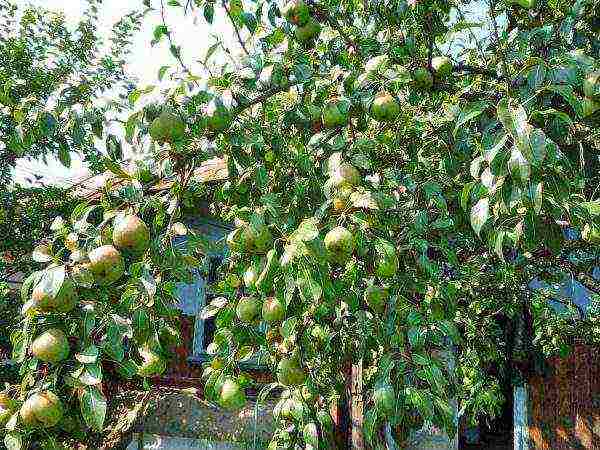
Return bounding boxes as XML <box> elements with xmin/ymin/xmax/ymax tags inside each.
<box><xmin>453</xmin><ymin>63</ymin><xmax>505</xmax><ymax>80</ymax></box>
<box><xmin>222</xmin><ymin>0</ymin><xmax>251</xmax><ymax>58</ymax></box>
<box><xmin>310</xmin><ymin>3</ymin><xmax>359</xmax><ymax>54</ymax></box>
<box><xmin>160</xmin><ymin>0</ymin><xmax>200</xmax><ymax>87</ymax></box>
<box><xmin>235</xmin><ymin>82</ymin><xmax>298</xmax><ymax>112</ymax></box>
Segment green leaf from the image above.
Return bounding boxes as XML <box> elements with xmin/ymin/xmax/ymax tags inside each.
<box><xmin>158</xmin><ymin>65</ymin><xmax>170</xmax><ymax>81</ymax></box>
<box><xmin>241</xmin><ymin>12</ymin><xmax>257</xmax><ymax>33</ymax></box>
<box><xmin>75</xmin><ymin>345</ymin><xmax>99</xmax><ymax>364</ymax></box>
<box><xmin>546</xmin><ymin>85</ymin><xmax>583</xmax><ymax>118</ymax></box>
<box><xmin>132</xmin><ymin>309</ymin><xmax>151</xmax><ymax>342</ymax></box>
<box><xmin>460</xmin><ymin>182</ymin><xmax>474</xmax><ymax>211</ymax></box>
<box><xmin>106</xmin><ymin>135</ymin><xmax>122</xmax><ymax>160</ymax></box>
<box><xmin>497</xmin><ymin>98</ymin><xmax>528</xmax><ymax>140</ymax></box>
<box><xmin>80</xmin><ymin>386</ymin><xmax>107</xmax><ymax>431</ymax></box>
<box><xmin>303</xmin><ymin>422</ymin><xmax>318</xmax><ymax>447</ymax></box>
<box><xmin>470</xmin><ymin>198</ymin><xmax>489</xmax><ymax>236</ymax></box>
<box><xmin>297</xmin><ymin>273</ymin><xmax>322</xmax><ymax>303</ymax></box>
<box><xmin>103</xmin><ymin>158</ymin><xmax>131</xmax><ymax>179</ymax></box>
<box><xmin>38</xmin><ymin>266</ymin><xmax>66</xmax><ymax>302</ymax></box>
<box><xmin>205</xmin><ymin>42</ymin><xmax>220</xmax><ymax>63</ymax></box>
<box><xmin>508</xmin><ymin>147</ymin><xmax>530</xmax><ymax>182</ymax></box>
<box><xmin>580</xmin><ymin>201</ymin><xmax>600</xmax><ymax>217</ymax></box>
<box><xmin>58</xmin><ymin>142</ymin><xmax>71</xmax><ymax>168</ymax></box>
<box><xmin>204</xmin><ymin>3</ymin><xmax>214</xmax><ymax>23</ymax></box>
<box><xmin>454</xmin><ymin>101</ymin><xmax>488</xmax><ymax>136</ymax></box>
<box><xmin>530</xmin><ymin>182</ymin><xmax>543</xmax><ymax>214</ymax></box>
<box><xmin>153</xmin><ymin>25</ymin><xmax>168</xmax><ymax>42</ymax></box>
<box><xmin>493</xmin><ymin>230</ymin><xmax>506</xmax><ymax>261</ymax></box>
<box><xmin>78</xmin><ymin>363</ymin><xmax>103</xmax><ymax>386</ymax></box>
<box><xmin>281</xmin><ymin>317</ymin><xmax>298</xmax><ymax>339</ymax></box>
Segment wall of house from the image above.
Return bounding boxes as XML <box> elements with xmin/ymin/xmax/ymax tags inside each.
<box><xmin>515</xmin><ymin>344</ymin><xmax>600</xmax><ymax>450</ymax></box>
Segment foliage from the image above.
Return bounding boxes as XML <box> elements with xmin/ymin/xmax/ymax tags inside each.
<box><xmin>0</xmin><ymin>186</ymin><xmax>76</xmax><ymax>281</ymax></box>
<box><xmin>4</xmin><ymin>0</ymin><xmax>600</xmax><ymax>448</ymax></box>
<box><xmin>0</xmin><ymin>0</ymin><xmax>141</xmax><ymax>182</ymax></box>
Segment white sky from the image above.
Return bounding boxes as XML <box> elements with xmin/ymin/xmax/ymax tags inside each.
<box><xmin>13</xmin><ymin>0</ymin><xmax>235</xmax><ymax>187</ymax></box>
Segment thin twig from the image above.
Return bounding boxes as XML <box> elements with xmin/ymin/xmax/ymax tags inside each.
<box><xmin>310</xmin><ymin>3</ymin><xmax>360</xmax><ymax>54</ymax></box>
<box><xmin>222</xmin><ymin>0</ymin><xmax>251</xmax><ymax>58</ymax></box>
<box><xmin>235</xmin><ymin>82</ymin><xmax>299</xmax><ymax>112</ymax></box>
<box><xmin>455</xmin><ymin>6</ymin><xmax>488</xmax><ymax>64</ymax></box>
<box><xmin>159</xmin><ymin>0</ymin><xmax>200</xmax><ymax>87</ymax></box>
<box><xmin>487</xmin><ymin>0</ymin><xmax>510</xmax><ymax>91</ymax></box>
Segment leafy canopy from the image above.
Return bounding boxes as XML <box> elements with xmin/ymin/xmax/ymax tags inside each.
<box><xmin>4</xmin><ymin>0</ymin><xmax>600</xmax><ymax>448</ymax></box>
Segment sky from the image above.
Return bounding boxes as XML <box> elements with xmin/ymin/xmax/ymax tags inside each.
<box><xmin>13</xmin><ymin>0</ymin><xmax>234</xmax><ymax>187</ymax></box>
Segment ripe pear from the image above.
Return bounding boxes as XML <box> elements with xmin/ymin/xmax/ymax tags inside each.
<box><xmin>112</xmin><ymin>215</ymin><xmax>150</xmax><ymax>253</ymax></box>
<box><xmin>324</xmin><ymin>226</ymin><xmax>354</xmax><ymax>264</ymax></box>
<box><xmin>207</xmin><ymin>106</ymin><xmax>232</xmax><ymax>133</ymax></box>
<box><xmin>0</xmin><ymin>393</ymin><xmax>15</xmax><ymax>425</ymax></box>
<box><xmin>277</xmin><ymin>357</ymin><xmax>306</xmax><ymax>386</ymax></box>
<box><xmin>282</xmin><ymin>0</ymin><xmax>310</xmax><ymax>26</ymax></box>
<box><xmin>373</xmin><ymin>384</ymin><xmax>395</xmax><ymax>414</ymax></box>
<box><xmin>243</xmin><ymin>261</ymin><xmax>262</xmax><ymax>289</ymax></box>
<box><xmin>330</xmin><ymin>163</ymin><xmax>361</xmax><ymax>189</ymax></box>
<box><xmin>149</xmin><ymin>111</ymin><xmax>185</xmax><ymax>144</ymax></box>
<box><xmin>219</xmin><ymin>378</ymin><xmax>247</xmax><ymax>410</ymax></box>
<box><xmin>242</xmin><ymin>224</ymin><xmax>273</xmax><ymax>254</ymax></box>
<box><xmin>413</xmin><ymin>67</ymin><xmax>433</xmax><ymax>89</ymax></box>
<box><xmin>370</xmin><ymin>92</ymin><xmax>400</xmax><ymax>121</ymax></box>
<box><xmin>20</xmin><ymin>391</ymin><xmax>63</xmax><ymax>428</ymax></box>
<box><xmin>431</xmin><ymin>56</ymin><xmax>453</xmax><ymax>78</ymax></box>
<box><xmin>262</xmin><ymin>296</ymin><xmax>285</xmax><ymax>322</ymax></box>
<box><xmin>31</xmin><ymin>328</ymin><xmax>69</xmax><ymax>363</ymax></box>
<box><xmin>322</xmin><ymin>99</ymin><xmax>349</xmax><ymax>128</ymax></box>
<box><xmin>87</xmin><ymin>245</ymin><xmax>125</xmax><ymax>285</ymax></box>
<box><xmin>295</xmin><ymin>18</ymin><xmax>321</xmax><ymax>42</ymax></box>
<box><xmin>236</xmin><ymin>296</ymin><xmax>261</xmax><ymax>322</ymax></box>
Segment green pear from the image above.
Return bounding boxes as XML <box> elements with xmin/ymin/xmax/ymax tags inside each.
<box><xmin>87</xmin><ymin>245</ymin><xmax>125</xmax><ymax>285</ymax></box>
<box><xmin>31</xmin><ymin>328</ymin><xmax>70</xmax><ymax>363</ymax></box>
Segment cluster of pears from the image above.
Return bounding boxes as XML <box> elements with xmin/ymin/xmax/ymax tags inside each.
<box><xmin>412</xmin><ymin>55</ymin><xmax>453</xmax><ymax>90</ymax></box>
<box><xmin>85</xmin><ymin>214</ymin><xmax>150</xmax><ymax>286</ymax></box>
<box><xmin>282</xmin><ymin>0</ymin><xmax>321</xmax><ymax>43</ymax></box>
<box><xmin>4</xmin><ymin>329</ymin><xmax>71</xmax><ymax>429</ymax></box>
<box><xmin>148</xmin><ymin>101</ymin><xmax>232</xmax><ymax>148</ymax></box>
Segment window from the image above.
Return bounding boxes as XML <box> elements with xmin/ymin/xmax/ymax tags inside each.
<box><xmin>174</xmin><ymin>218</ymin><xmax>268</xmax><ymax>369</ymax></box>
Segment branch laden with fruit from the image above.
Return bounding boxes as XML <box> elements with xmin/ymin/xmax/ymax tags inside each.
<box><xmin>3</xmin><ymin>0</ymin><xmax>600</xmax><ymax>448</ymax></box>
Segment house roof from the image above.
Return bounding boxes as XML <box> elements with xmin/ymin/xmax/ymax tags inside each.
<box><xmin>70</xmin><ymin>157</ymin><xmax>228</xmax><ymax>201</ymax></box>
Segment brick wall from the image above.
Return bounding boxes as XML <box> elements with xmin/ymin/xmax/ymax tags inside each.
<box><xmin>527</xmin><ymin>344</ymin><xmax>600</xmax><ymax>450</ymax></box>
